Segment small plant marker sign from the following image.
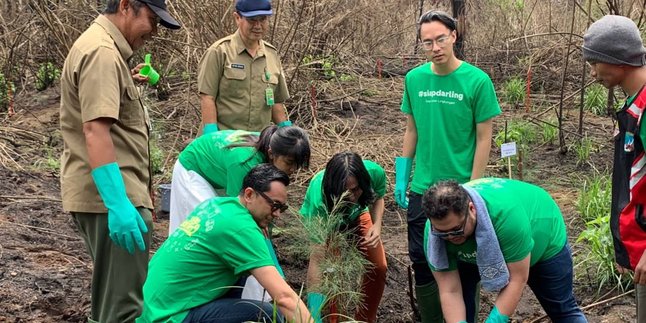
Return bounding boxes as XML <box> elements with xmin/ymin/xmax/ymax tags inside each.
<box><xmin>501</xmin><ymin>142</ymin><xmax>517</xmax><ymax>179</ymax></box>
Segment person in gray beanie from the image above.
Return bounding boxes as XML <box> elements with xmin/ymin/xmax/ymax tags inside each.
<box><xmin>583</xmin><ymin>14</ymin><xmax>646</xmax><ymax>322</ymax></box>
<box><xmin>583</xmin><ymin>15</ymin><xmax>646</xmax><ymax>67</ymax></box>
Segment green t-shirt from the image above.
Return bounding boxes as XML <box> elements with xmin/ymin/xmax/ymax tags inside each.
<box><xmin>424</xmin><ymin>178</ymin><xmax>567</xmax><ymax>271</ymax></box>
<box><xmin>138</xmin><ymin>197</ymin><xmax>274</xmax><ymax>322</ymax></box>
<box><xmin>401</xmin><ymin>62</ymin><xmax>501</xmax><ymax>193</ymax></box>
<box><xmin>178</xmin><ymin>130</ymin><xmax>265</xmax><ymax>196</ymax></box>
<box><xmin>300</xmin><ymin>160</ymin><xmax>387</xmax><ymax>223</ymax></box>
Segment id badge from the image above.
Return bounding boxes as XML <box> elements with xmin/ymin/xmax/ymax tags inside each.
<box><xmin>624</xmin><ymin>132</ymin><xmax>635</xmax><ymax>152</ymax></box>
<box><xmin>265</xmin><ymin>87</ymin><xmax>275</xmax><ymax>107</ymax></box>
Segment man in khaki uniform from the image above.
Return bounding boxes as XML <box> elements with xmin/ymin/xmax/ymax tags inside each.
<box><xmin>197</xmin><ymin>0</ymin><xmax>290</xmax><ymax>134</ymax></box>
<box><xmin>59</xmin><ymin>0</ymin><xmax>179</xmax><ymax>322</ymax></box>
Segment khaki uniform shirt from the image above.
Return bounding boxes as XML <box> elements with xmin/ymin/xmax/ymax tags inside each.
<box><xmin>197</xmin><ymin>30</ymin><xmax>289</xmax><ymax>132</ymax></box>
<box><xmin>60</xmin><ymin>15</ymin><xmax>153</xmax><ymax>213</ymax></box>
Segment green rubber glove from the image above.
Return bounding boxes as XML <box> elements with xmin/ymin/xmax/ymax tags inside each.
<box><xmin>458</xmin><ymin>321</ymin><xmax>468</xmax><ymax>323</ymax></box>
<box><xmin>91</xmin><ymin>162</ymin><xmax>148</xmax><ymax>254</ymax></box>
<box><xmin>394</xmin><ymin>157</ymin><xmax>412</xmax><ymax>209</ymax></box>
<box><xmin>485</xmin><ymin>306</ymin><xmax>509</xmax><ymax>323</ymax></box>
<box><xmin>203</xmin><ymin>123</ymin><xmax>219</xmax><ymax>135</ymax></box>
<box><xmin>277</xmin><ymin>120</ymin><xmax>292</xmax><ymax>127</ymax></box>
<box><xmin>307</xmin><ymin>292</ymin><xmax>326</xmax><ymax>323</ymax></box>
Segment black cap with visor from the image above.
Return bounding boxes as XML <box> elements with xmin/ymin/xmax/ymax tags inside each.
<box><xmin>139</xmin><ymin>0</ymin><xmax>181</xmax><ymax>29</ymax></box>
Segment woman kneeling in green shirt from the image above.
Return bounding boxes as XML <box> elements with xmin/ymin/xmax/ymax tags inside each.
<box><xmin>301</xmin><ymin>151</ymin><xmax>388</xmax><ymax>323</ymax></box>
<box><xmin>169</xmin><ymin>125</ymin><xmax>310</xmax><ymax>234</ymax></box>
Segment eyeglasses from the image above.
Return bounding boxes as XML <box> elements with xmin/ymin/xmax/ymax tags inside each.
<box><xmin>256</xmin><ymin>190</ymin><xmax>289</xmax><ymax>213</ymax></box>
<box><xmin>431</xmin><ymin>213</ymin><xmax>468</xmax><ymax>238</ymax></box>
<box><xmin>420</xmin><ymin>35</ymin><xmax>451</xmax><ymax>51</ymax></box>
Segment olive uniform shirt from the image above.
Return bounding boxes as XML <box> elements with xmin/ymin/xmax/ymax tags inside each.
<box><xmin>197</xmin><ymin>30</ymin><xmax>289</xmax><ymax>132</ymax></box>
<box><xmin>60</xmin><ymin>15</ymin><xmax>153</xmax><ymax>213</ymax></box>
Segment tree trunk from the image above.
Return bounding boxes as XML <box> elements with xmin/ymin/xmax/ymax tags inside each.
<box><xmin>452</xmin><ymin>0</ymin><xmax>466</xmax><ymax>60</ymax></box>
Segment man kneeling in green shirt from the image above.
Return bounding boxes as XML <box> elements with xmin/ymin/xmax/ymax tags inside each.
<box><xmin>138</xmin><ymin>164</ymin><xmax>312</xmax><ymax>322</ymax></box>
<box><xmin>422</xmin><ymin>178</ymin><xmax>587</xmax><ymax>323</ymax></box>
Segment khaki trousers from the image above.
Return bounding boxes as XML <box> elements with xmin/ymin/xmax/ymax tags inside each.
<box><xmin>72</xmin><ymin>208</ymin><xmax>153</xmax><ymax>323</ymax></box>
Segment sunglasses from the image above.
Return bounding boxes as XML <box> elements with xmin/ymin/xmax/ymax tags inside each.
<box><xmin>431</xmin><ymin>213</ymin><xmax>468</xmax><ymax>238</ymax></box>
<box><xmin>256</xmin><ymin>190</ymin><xmax>289</xmax><ymax>213</ymax></box>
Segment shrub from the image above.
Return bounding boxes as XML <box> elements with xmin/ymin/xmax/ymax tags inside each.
<box><xmin>33</xmin><ymin>147</ymin><xmax>60</xmax><ymax>172</ymax></box>
<box><xmin>584</xmin><ymin>83</ymin><xmax>606</xmax><ymax>116</ymax></box>
<box><xmin>494</xmin><ymin>120</ymin><xmax>538</xmax><ymax>148</ymax></box>
<box><xmin>541</xmin><ymin>118</ymin><xmax>558</xmax><ymax>145</ymax></box>
<box><xmin>573</xmin><ymin>136</ymin><xmax>596</xmax><ymax>167</ymax></box>
<box><xmin>35</xmin><ymin>62</ymin><xmax>61</xmax><ymax>91</ymax></box>
<box><xmin>150</xmin><ymin>136</ymin><xmax>164</xmax><ymax>175</ymax></box>
<box><xmin>575</xmin><ymin>172</ymin><xmax>632</xmax><ymax>294</ymax></box>
<box><xmin>502</xmin><ymin>77</ymin><xmax>525</xmax><ymax>108</ymax></box>
<box><xmin>302</xmin><ymin>55</ymin><xmax>339</xmax><ymax>79</ymax></box>
<box><xmin>0</xmin><ymin>73</ymin><xmax>15</xmax><ymax>111</ymax></box>
<box><xmin>576</xmin><ymin>172</ymin><xmax>611</xmax><ymax>223</ymax></box>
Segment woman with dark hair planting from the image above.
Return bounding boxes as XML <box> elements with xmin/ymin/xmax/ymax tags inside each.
<box><xmin>300</xmin><ymin>151</ymin><xmax>388</xmax><ymax>323</ymax></box>
<box><xmin>169</xmin><ymin>125</ymin><xmax>310</xmax><ymax>234</ymax></box>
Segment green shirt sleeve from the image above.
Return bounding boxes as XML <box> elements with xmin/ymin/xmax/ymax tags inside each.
<box><xmin>493</xmin><ymin>204</ymin><xmax>534</xmax><ymax>263</ymax></box>
<box><xmin>221</xmin><ymin>226</ymin><xmax>274</xmax><ymax>275</ymax></box>
<box><xmin>473</xmin><ymin>74</ymin><xmax>501</xmax><ymax>123</ymax></box>
<box><xmin>364</xmin><ymin>160</ymin><xmax>387</xmax><ymax>198</ymax></box>
<box><xmin>299</xmin><ymin>171</ymin><xmax>326</xmax><ymax>219</ymax></box>
<box><xmin>225</xmin><ymin>163</ymin><xmax>249</xmax><ymax>197</ymax></box>
<box><xmin>224</xmin><ymin>149</ymin><xmax>260</xmax><ymax>197</ymax></box>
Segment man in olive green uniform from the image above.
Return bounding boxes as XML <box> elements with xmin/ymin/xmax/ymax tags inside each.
<box><xmin>59</xmin><ymin>0</ymin><xmax>180</xmax><ymax>322</ymax></box>
<box><xmin>197</xmin><ymin>0</ymin><xmax>291</xmax><ymax>134</ymax></box>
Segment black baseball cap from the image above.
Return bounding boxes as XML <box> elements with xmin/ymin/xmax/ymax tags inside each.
<box><xmin>139</xmin><ymin>0</ymin><xmax>181</xmax><ymax>29</ymax></box>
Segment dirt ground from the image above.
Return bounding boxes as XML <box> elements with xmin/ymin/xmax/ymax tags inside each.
<box><xmin>0</xmin><ymin>80</ymin><xmax>637</xmax><ymax>322</ymax></box>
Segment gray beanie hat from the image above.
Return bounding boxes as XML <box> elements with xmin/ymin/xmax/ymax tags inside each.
<box><xmin>583</xmin><ymin>15</ymin><xmax>646</xmax><ymax>66</ymax></box>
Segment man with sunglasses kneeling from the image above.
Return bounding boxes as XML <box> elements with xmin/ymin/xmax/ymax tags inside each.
<box><xmin>421</xmin><ymin>178</ymin><xmax>587</xmax><ymax>323</ymax></box>
<box><xmin>138</xmin><ymin>164</ymin><xmax>312</xmax><ymax>323</ymax></box>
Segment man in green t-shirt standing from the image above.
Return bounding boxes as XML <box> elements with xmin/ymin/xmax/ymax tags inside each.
<box><xmin>138</xmin><ymin>164</ymin><xmax>312</xmax><ymax>322</ymax></box>
<box><xmin>421</xmin><ymin>178</ymin><xmax>586</xmax><ymax>323</ymax></box>
<box><xmin>394</xmin><ymin>10</ymin><xmax>501</xmax><ymax>322</ymax></box>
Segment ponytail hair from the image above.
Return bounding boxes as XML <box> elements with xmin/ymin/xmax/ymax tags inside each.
<box><xmin>229</xmin><ymin>125</ymin><xmax>311</xmax><ymax>169</ymax></box>
<box><xmin>255</xmin><ymin>125</ymin><xmax>280</xmax><ymax>159</ymax></box>
<box><xmin>266</xmin><ymin>125</ymin><xmax>311</xmax><ymax>169</ymax></box>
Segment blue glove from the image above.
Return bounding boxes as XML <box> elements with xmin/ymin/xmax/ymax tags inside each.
<box><xmin>394</xmin><ymin>157</ymin><xmax>412</xmax><ymax>208</ymax></box>
<box><xmin>485</xmin><ymin>306</ymin><xmax>509</xmax><ymax>323</ymax></box>
<box><xmin>307</xmin><ymin>292</ymin><xmax>326</xmax><ymax>323</ymax></box>
<box><xmin>203</xmin><ymin>123</ymin><xmax>219</xmax><ymax>135</ymax></box>
<box><xmin>277</xmin><ymin>120</ymin><xmax>292</xmax><ymax>127</ymax></box>
<box><xmin>91</xmin><ymin>162</ymin><xmax>148</xmax><ymax>254</ymax></box>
